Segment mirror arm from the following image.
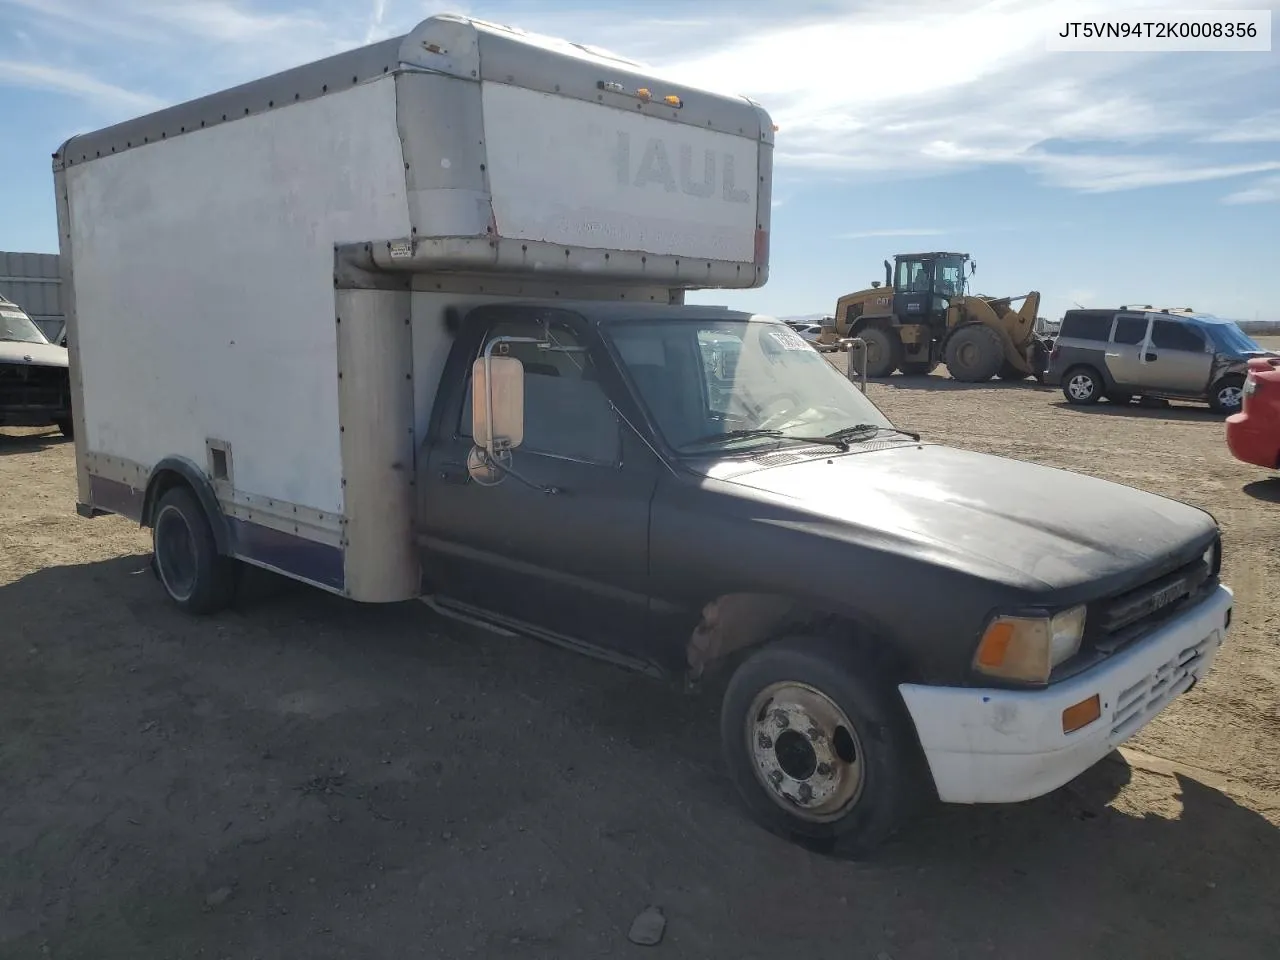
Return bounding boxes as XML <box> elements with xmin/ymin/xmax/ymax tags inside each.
<box><xmin>469</xmin><ymin>446</ymin><xmax>560</xmax><ymax>495</ymax></box>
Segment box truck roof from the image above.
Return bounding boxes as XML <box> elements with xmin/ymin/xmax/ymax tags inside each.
<box><xmin>54</xmin><ymin>13</ymin><xmax>774</xmax><ymax>289</ymax></box>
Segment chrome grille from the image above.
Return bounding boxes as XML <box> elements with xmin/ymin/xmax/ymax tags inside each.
<box><xmin>1091</xmin><ymin>555</ymin><xmax>1212</xmax><ymax>653</ymax></box>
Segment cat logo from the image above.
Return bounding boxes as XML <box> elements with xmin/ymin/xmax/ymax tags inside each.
<box><xmin>875</xmin><ymin>297</ymin><xmax>890</xmax><ymax>307</ymax></box>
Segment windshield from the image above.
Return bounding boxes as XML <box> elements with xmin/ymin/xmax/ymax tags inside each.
<box><xmin>0</xmin><ymin>306</ymin><xmax>49</xmax><ymax>345</ymax></box>
<box><xmin>934</xmin><ymin>256</ymin><xmax>966</xmax><ymax>297</ymax></box>
<box><xmin>603</xmin><ymin>317</ymin><xmax>895</xmax><ymax>453</ymax></box>
<box><xmin>1203</xmin><ymin>321</ymin><xmax>1264</xmax><ymax>355</ymax></box>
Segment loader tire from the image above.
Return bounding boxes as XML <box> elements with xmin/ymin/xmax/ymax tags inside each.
<box><xmin>996</xmin><ymin>361</ymin><xmax>1029</xmax><ymax>381</ymax></box>
<box><xmin>944</xmin><ymin>324</ymin><xmax>1003</xmax><ymax>383</ymax></box>
<box><xmin>854</xmin><ymin>326</ymin><xmax>902</xmax><ymax>379</ymax></box>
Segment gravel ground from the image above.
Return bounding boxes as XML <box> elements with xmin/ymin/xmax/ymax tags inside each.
<box><xmin>2</xmin><ymin>349</ymin><xmax>1277</xmax><ymax>960</ymax></box>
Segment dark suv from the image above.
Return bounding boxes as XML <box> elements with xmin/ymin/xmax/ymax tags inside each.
<box><xmin>1045</xmin><ymin>307</ymin><xmax>1275</xmax><ymax>414</ymax></box>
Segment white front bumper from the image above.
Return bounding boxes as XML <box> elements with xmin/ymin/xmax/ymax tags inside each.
<box><xmin>899</xmin><ymin>584</ymin><xmax>1233</xmax><ymax>804</ymax></box>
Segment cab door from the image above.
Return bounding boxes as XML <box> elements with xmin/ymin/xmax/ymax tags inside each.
<box><xmin>892</xmin><ymin>257</ymin><xmax>931</xmax><ymax>322</ymax></box>
<box><xmin>416</xmin><ymin>305</ymin><xmax>661</xmax><ymax>656</ymax></box>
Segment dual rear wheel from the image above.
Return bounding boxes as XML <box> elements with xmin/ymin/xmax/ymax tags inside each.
<box><xmin>152</xmin><ymin>486</ymin><xmax>240</xmax><ymax>614</ymax></box>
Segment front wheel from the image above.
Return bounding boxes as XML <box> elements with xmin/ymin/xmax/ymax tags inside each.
<box><xmin>944</xmin><ymin>324</ymin><xmax>1003</xmax><ymax>382</ymax></box>
<box><xmin>854</xmin><ymin>326</ymin><xmax>903</xmax><ymax>379</ymax></box>
<box><xmin>720</xmin><ymin>635</ymin><xmax>928</xmax><ymax>857</ymax></box>
<box><xmin>1209</xmin><ymin>375</ymin><xmax>1245</xmax><ymax>415</ymax></box>
<box><xmin>54</xmin><ymin>417</ymin><xmax>74</xmax><ymax>439</ymax></box>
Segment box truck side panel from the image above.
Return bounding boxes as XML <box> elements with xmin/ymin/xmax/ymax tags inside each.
<box><xmin>64</xmin><ymin>76</ymin><xmax>411</xmax><ymax>519</ymax></box>
<box><xmin>479</xmin><ymin>82</ymin><xmax>759</xmax><ymax>263</ymax></box>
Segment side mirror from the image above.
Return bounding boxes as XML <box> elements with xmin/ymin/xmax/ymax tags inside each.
<box><xmin>969</xmin><ymin>261</ymin><xmax>977</xmax><ymax>275</ymax></box>
<box><xmin>468</xmin><ymin>355</ymin><xmax>525</xmax><ymax>482</ymax></box>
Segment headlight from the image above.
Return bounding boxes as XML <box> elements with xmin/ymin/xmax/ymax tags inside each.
<box><xmin>1202</xmin><ymin>540</ymin><xmax>1219</xmax><ymax>575</ymax></box>
<box><xmin>972</xmin><ymin>605</ymin><xmax>1087</xmax><ymax>684</ymax></box>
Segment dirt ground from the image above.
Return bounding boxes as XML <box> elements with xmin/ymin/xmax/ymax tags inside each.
<box><xmin>2</xmin><ymin>349</ymin><xmax>1278</xmax><ymax>960</ymax></box>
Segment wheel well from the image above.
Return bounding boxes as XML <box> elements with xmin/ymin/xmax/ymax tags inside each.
<box><xmin>686</xmin><ymin>593</ymin><xmax>922</xmax><ymax>687</ymax></box>
<box><xmin>141</xmin><ymin>457</ymin><xmax>231</xmax><ymax>555</ymax></box>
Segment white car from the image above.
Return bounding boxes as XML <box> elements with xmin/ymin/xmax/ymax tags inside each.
<box><xmin>0</xmin><ymin>294</ymin><xmax>73</xmax><ymax>437</ymax></box>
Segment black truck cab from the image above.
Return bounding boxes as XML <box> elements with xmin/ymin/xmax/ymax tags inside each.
<box><xmin>411</xmin><ymin>301</ymin><xmax>1232</xmax><ymax>854</ymax></box>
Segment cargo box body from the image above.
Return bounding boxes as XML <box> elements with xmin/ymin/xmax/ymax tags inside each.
<box><xmin>55</xmin><ymin>13</ymin><xmax>773</xmax><ymax>601</ymax></box>
<box><xmin>54</xmin><ymin>14</ymin><xmax>773</xmax><ymax>598</ymax></box>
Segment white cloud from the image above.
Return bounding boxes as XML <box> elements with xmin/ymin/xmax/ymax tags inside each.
<box><xmin>1</xmin><ymin>0</ymin><xmax>1276</xmax><ymax>198</ymax></box>
<box><xmin>651</xmin><ymin>0</ymin><xmax>1280</xmax><ymax>193</ymax></box>
<box><xmin>1223</xmin><ymin>175</ymin><xmax>1280</xmax><ymax>205</ymax></box>
<box><xmin>1032</xmin><ymin>155</ymin><xmax>1280</xmax><ymax>193</ymax></box>
<box><xmin>835</xmin><ymin>228</ymin><xmax>947</xmax><ymax>240</ymax></box>
<box><xmin>1205</xmin><ymin>111</ymin><xmax>1280</xmax><ymax>144</ymax></box>
<box><xmin>0</xmin><ymin>59</ymin><xmax>164</xmax><ymax>113</ymax></box>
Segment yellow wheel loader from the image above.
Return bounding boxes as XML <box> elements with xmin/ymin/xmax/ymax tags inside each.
<box><xmin>818</xmin><ymin>252</ymin><xmax>1049</xmax><ymax>382</ymax></box>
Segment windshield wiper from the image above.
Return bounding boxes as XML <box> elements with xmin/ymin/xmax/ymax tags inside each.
<box><xmin>677</xmin><ymin>428</ymin><xmax>786</xmax><ymax>450</ymax></box>
<box><xmin>776</xmin><ymin>423</ymin><xmax>921</xmax><ymax>451</ymax></box>
<box><xmin>826</xmin><ymin>423</ymin><xmax>920</xmax><ymax>443</ymax></box>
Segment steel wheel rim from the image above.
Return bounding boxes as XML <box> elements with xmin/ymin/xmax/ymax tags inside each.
<box><xmin>956</xmin><ymin>341</ymin><xmax>978</xmax><ymax>367</ymax></box>
<box><xmin>154</xmin><ymin>505</ymin><xmax>197</xmax><ymax>602</ymax></box>
<box><xmin>1218</xmin><ymin>385</ymin><xmax>1242</xmax><ymax>409</ymax></box>
<box><xmin>1068</xmin><ymin>374</ymin><xmax>1094</xmax><ymax>400</ymax></box>
<box><xmin>745</xmin><ymin>681</ymin><xmax>865</xmax><ymax>823</ymax></box>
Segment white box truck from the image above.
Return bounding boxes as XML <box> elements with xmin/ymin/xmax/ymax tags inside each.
<box><xmin>58</xmin><ymin>14</ymin><xmax>1232</xmax><ymax>856</ymax></box>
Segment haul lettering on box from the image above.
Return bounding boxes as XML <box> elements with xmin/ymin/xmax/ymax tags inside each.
<box><xmin>615</xmin><ymin>132</ymin><xmax>751</xmax><ymax>204</ymax></box>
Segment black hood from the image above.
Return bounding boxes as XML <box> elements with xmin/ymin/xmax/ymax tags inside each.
<box><xmin>701</xmin><ymin>442</ymin><xmax>1216</xmax><ymax>593</ymax></box>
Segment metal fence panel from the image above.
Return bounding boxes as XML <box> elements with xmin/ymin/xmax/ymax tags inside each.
<box><xmin>0</xmin><ymin>251</ymin><xmax>64</xmax><ymax>342</ymax></box>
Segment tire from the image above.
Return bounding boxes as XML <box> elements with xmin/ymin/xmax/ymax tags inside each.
<box><xmin>996</xmin><ymin>361</ymin><xmax>1028</xmax><ymax>381</ymax></box>
<box><xmin>1209</xmin><ymin>374</ymin><xmax>1245</xmax><ymax>415</ymax></box>
<box><xmin>152</xmin><ymin>485</ymin><xmax>240</xmax><ymax>614</ymax></box>
<box><xmin>854</xmin><ymin>326</ymin><xmax>903</xmax><ymax>379</ymax></box>
<box><xmin>944</xmin><ymin>324</ymin><xmax>1003</xmax><ymax>382</ymax></box>
<box><xmin>1062</xmin><ymin>365</ymin><xmax>1102</xmax><ymax>405</ymax></box>
<box><xmin>720</xmin><ymin>634</ymin><xmax>928</xmax><ymax>858</ymax></box>
<box><xmin>54</xmin><ymin>417</ymin><xmax>74</xmax><ymax>439</ymax></box>
<box><xmin>899</xmin><ymin>360</ymin><xmax>938</xmax><ymax>376</ymax></box>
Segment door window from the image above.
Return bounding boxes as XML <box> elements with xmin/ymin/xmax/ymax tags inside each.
<box><xmin>459</xmin><ymin>317</ymin><xmax>621</xmax><ymax>465</ymax></box>
<box><xmin>1112</xmin><ymin>315</ymin><xmax>1149</xmax><ymax>345</ymax></box>
<box><xmin>1151</xmin><ymin>319</ymin><xmax>1206</xmax><ymax>353</ymax></box>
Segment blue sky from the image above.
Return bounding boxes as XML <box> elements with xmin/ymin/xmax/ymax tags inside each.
<box><xmin>1</xmin><ymin>0</ymin><xmax>1277</xmax><ymax>323</ymax></box>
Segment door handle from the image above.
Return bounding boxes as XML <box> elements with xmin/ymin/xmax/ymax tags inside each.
<box><xmin>439</xmin><ymin>461</ymin><xmax>470</xmax><ymax>485</ymax></box>
<box><xmin>1144</xmin><ymin>352</ymin><xmax>1158</xmax><ymax>362</ymax></box>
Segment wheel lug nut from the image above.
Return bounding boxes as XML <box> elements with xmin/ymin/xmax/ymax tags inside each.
<box><xmin>816</xmin><ymin>762</ymin><xmax>832</xmax><ymax>776</ymax></box>
<box><xmin>768</xmin><ymin>769</ymin><xmax>783</xmax><ymax>787</ymax></box>
<box><xmin>757</xmin><ymin>734</ymin><xmax>773</xmax><ymax>750</ymax></box>
<box><xmin>772</xmin><ymin>710</ymin><xmax>789</xmax><ymax>728</ymax></box>
<box><xmin>798</xmin><ymin>782</ymin><xmax>813</xmax><ymax>802</ymax></box>
<box><xmin>807</xmin><ymin>727</ymin><xmax>823</xmax><ymax>742</ymax></box>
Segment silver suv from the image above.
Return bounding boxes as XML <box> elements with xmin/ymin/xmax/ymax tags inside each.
<box><xmin>1044</xmin><ymin>306</ymin><xmax>1275</xmax><ymax>414</ymax></box>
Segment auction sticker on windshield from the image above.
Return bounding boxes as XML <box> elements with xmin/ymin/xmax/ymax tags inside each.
<box><xmin>766</xmin><ymin>328</ymin><xmax>810</xmax><ymax>351</ymax></box>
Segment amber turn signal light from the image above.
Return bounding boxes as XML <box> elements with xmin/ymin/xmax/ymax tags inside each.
<box><xmin>1062</xmin><ymin>694</ymin><xmax>1101</xmax><ymax>735</ymax></box>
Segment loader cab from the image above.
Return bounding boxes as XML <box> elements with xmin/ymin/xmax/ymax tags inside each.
<box><xmin>892</xmin><ymin>252</ymin><xmax>970</xmax><ymax>329</ymax></box>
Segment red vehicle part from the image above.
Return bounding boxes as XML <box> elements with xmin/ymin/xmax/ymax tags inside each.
<box><xmin>1226</xmin><ymin>357</ymin><xmax>1280</xmax><ymax>469</ymax></box>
